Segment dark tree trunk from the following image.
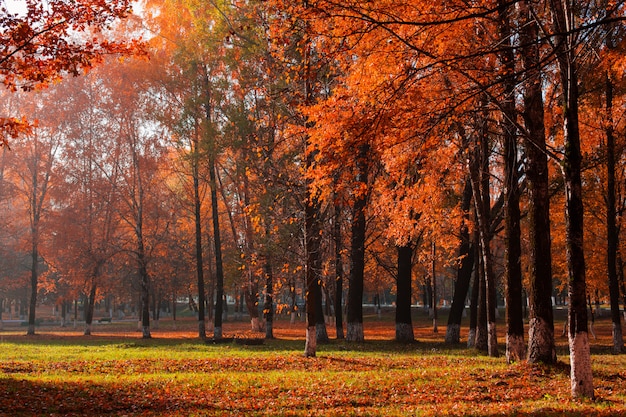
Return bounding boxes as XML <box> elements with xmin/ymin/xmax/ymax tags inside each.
<box><xmin>27</xmin><ymin>238</ymin><xmax>38</xmax><ymax>336</ymax></box>
<box><xmin>469</xmin><ymin>112</ymin><xmax>498</xmax><ymax>357</ymax></box>
<box><xmin>347</xmin><ymin>144</ymin><xmax>369</xmax><ymax>342</ymax></box>
<box><xmin>172</xmin><ymin>291</ymin><xmax>177</xmax><ymax>324</ymax></box>
<box><xmin>467</xmin><ymin>228</ymin><xmax>480</xmax><ymax>348</ymax></box>
<box><xmin>315</xmin><ymin>278</ymin><xmax>329</xmax><ymax>343</ymax></box>
<box><xmin>475</xmin><ymin>244</ymin><xmax>489</xmax><ymax>353</ymax></box>
<box><xmin>84</xmin><ymin>277</ymin><xmax>97</xmax><ymax>336</ymax></box>
<box><xmin>431</xmin><ymin>241</ymin><xmax>438</xmax><ymax>333</ymax></box>
<box><xmin>334</xmin><ymin>199</ymin><xmax>345</xmax><ymax>340</ymax></box>
<box><xmin>209</xmin><ymin>154</ymin><xmax>225</xmax><ymax>340</ymax></box>
<box><xmin>497</xmin><ymin>0</ymin><xmax>524</xmax><ymax>363</ymax></box>
<box><xmin>193</xmin><ymin>148</ymin><xmax>206</xmax><ymax>340</ymax></box>
<box><xmin>619</xmin><ymin>253</ymin><xmax>626</xmax><ymax>321</ymax></box>
<box><xmin>550</xmin><ymin>0</ymin><xmax>593</xmax><ymax>397</ymax></box>
<box><xmin>520</xmin><ymin>0</ymin><xmax>556</xmax><ymax>365</ymax></box>
<box><xmin>304</xmin><ymin>185</ymin><xmax>321</xmax><ymax>357</ymax></box>
<box><xmin>446</xmin><ymin>180</ymin><xmax>474</xmax><ymax>344</ymax></box>
<box><xmin>60</xmin><ymin>301</ymin><xmax>67</xmax><ymax>327</ymax></box>
<box><xmin>139</xmin><ymin>255</ymin><xmax>151</xmax><ymax>339</ymax></box>
<box><xmin>395</xmin><ymin>244</ymin><xmax>414</xmax><ymax>342</ymax></box>
<box><xmin>264</xmin><ymin>258</ymin><xmax>274</xmax><ymax>339</ymax></box>
<box><xmin>605</xmin><ymin>72</ymin><xmax>624</xmax><ymax>354</ymax></box>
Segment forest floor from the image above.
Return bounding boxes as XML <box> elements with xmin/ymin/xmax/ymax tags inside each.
<box><xmin>0</xmin><ymin>309</ymin><xmax>625</xmax><ymax>416</ymax></box>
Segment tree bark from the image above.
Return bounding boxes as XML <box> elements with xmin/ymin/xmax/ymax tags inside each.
<box><xmin>209</xmin><ymin>154</ymin><xmax>225</xmax><ymax>340</ymax></box>
<box><xmin>475</xmin><ymin>244</ymin><xmax>489</xmax><ymax>353</ymax></box>
<box><xmin>497</xmin><ymin>0</ymin><xmax>525</xmax><ymax>364</ymax></box>
<box><xmin>605</xmin><ymin>71</ymin><xmax>624</xmax><ymax>354</ymax></box>
<box><xmin>347</xmin><ymin>143</ymin><xmax>369</xmax><ymax>342</ymax></box>
<box><xmin>549</xmin><ymin>0</ymin><xmax>594</xmax><ymax>399</ymax></box>
<box><xmin>431</xmin><ymin>241</ymin><xmax>438</xmax><ymax>333</ymax></box>
<box><xmin>333</xmin><ymin>199</ymin><xmax>345</xmax><ymax>340</ymax></box>
<box><xmin>395</xmin><ymin>244</ymin><xmax>414</xmax><ymax>342</ymax></box>
<box><xmin>27</xmin><ymin>235</ymin><xmax>38</xmax><ymax>336</ymax></box>
<box><xmin>446</xmin><ymin>179</ymin><xmax>474</xmax><ymax>344</ymax></box>
<box><xmin>315</xmin><ymin>278</ymin><xmax>329</xmax><ymax>343</ymax></box>
<box><xmin>192</xmin><ymin>138</ymin><xmax>206</xmax><ymax>340</ymax></box>
<box><xmin>264</xmin><ymin>257</ymin><xmax>274</xmax><ymax>339</ymax></box>
<box><xmin>84</xmin><ymin>276</ymin><xmax>97</xmax><ymax>336</ymax></box>
<box><xmin>467</xmin><ymin>228</ymin><xmax>480</xmax><ymax>348</ymax></box>
<box><xmin>520</xmin><ymin>0</ymin><xmax>556</xmax><ymax>365</ymax></box>
<box><xmin>139</xmin><ymin>251</ymin><xmax>151</xmax><ymax>339</ymax></box>
<box><xmin>468</xmin><ymin>113</ymin><xmax>498</xmax><ymax>357</ymax></box>
<box><xmin>304</xmin><ymin>182</ymin><xmax>321</xmax><ymax>356</ymax></box>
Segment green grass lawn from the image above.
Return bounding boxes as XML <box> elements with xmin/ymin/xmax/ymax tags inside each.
<box><xmin>0</xmin><ymin>312</ymin><xmax>624</xmax><ymax>416</ymax></box>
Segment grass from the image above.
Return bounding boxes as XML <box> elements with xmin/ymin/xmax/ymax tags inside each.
<box><xmin>0</xmin><ymin>310</ymin><xmax>624</xmax><ymax>416</ymax></box>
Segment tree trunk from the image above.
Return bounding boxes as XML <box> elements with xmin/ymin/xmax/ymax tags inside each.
<box><xmin>549</xmin><ymin>0</ymin><xmax>594</xmax><ymax>398</ymax></box>
<box><xmin>333</xmin><ymin>198</ymin><xmax>345</xmax><ymax>340</ymax></box>
<box><xmin>605</xmin><ymin>71</ymin><xmax>624</xmax><ymax>354</ymax></box>
<box><xmin>497</xmin><ymin>0</ymin><xmax>525</xmax><ymax>364</ymax></box>
<box><xmin>264</xmin><ymin>257</ymin><xmax>274</xmax><ymax>339</ymax></box>
<box><xmin>244</xmin><ymin>281</ymin><xmax>261</xmax><ymax>331</ymax></box>
<box><xmin>209</xmin><ymin>153</ymin><xmax>225</xmax><ymax>340</ymax></box>
<box><xmin>395</xmin><ymin>244</ymin><xmax>414</xmax><ymax>343</ymax></box>
<box><xmin>467</xmin><ymin>228</ymin><xmax>480</xmax><ymax>348</ymax></box>
<box><xmin>193</xmin><ymin>144</ymin><xmax>206</xmax><ymax>340</ymax></box>
<box><xmin>475</xmin><ymin>248</ymin><xmax>489</xmax><ymax>352</ymax></box>
<box><xmin>139</xmin><ymin>256</ymin><xmax>151</xmax><ymax>339</ymax></box>
<box><xmin>304</xmin><ymin>187</ymin><xmax>321</xmax><ymax>357</ymax></box>
<box><xmin>431</xmin><ymin>241</ymin><xmax>438</xmax><ymax>333</ymax></box>
<box><xmin>172</xmin><ymin>292</ymin><xmax>177</xmax><ymax>328</ymax></box>
<box><xmin>315</xmin><ymin>279</ymin><xmax>329</xmax><ymax>343</ymax></box>
<box><xmin>468</xmin><ymin>113</ymin><xmax>498</xmax><ymax>357</ymax></box>
<box><xmin>27</xmin><ymin>236</ymin><xmax>38</xmax><ymax>336</ymax></box>
<box><xmin>84</xmin><ymin>278</ymin><xmax>97</xmax><ymax>336</ymax></box>
<box><xmin>347</xmin><ymin>144</ymin><xmax>369</xmax><ymax>342</ymax></box>
<box><xmin>446</xmin><ymin>180</ymin><xmax>474</xmax><ymax>344</ymax></box>
<box><xmin>520</xmin><ymin>0</ymin><xmax>556</xmax><ymax>365</ymax></box>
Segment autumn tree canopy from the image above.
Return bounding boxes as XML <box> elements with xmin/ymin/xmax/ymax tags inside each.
<box><xmin>0</xmin><ymin>0</ymin><xmax>142</xmax><ymax>145</ymax></box>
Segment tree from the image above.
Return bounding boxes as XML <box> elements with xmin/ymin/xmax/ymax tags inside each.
<box><xmin>446</xmin><ymin>179</ymin><xmax>474</xmax><ymax>345</ymax></box>
<box><xmin>395</xmin><ymin>243</ymin><xmax>414</xmax><ymax>342</ymax></box>
<box><xmin>547</xmin><ymin>0</ymin><xmax>597</xmax><ymax>398</ymax></box>
<box><xmin>0</xmin><ymin>0</ymin><xmax>141</xmax><ymax>144</ymax></box>
<box><xmin>519</xmin><ymin>0</ymin><xmax>557</xmax><ymax>365</ymax></box>
<box><xmin>497</xmin><ymin>2</ymin><xmax>524</xmax><ymax>363</ymax></box>
<box><xmin>602</xmin><ymin>44</ymin><xmax>624</xmax><ymax>355</ymax></box>
<box><xmin>46</xmin><ymin>72</ymin><xmax>124</xmax><ymax>336</ymax></box>
<box><xmin>12</xmin><ymin>123</ymin><xmax>58</xmax><ymax>335</ymax></box>
<box><xmin>346</xmin><ymin>143</ymin><xmax>369</xmax><ymax>342</ymax></box>
<box><xmin>4</xmin><ymin>90</ymin><xmax>62</xmax><ymax>335</ymax></box>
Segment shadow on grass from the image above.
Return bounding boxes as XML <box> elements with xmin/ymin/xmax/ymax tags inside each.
<box><xmin>0</xmin><ymin>375</ymin><xmax>612</xmax><ymax>417</ymax></box>
<box><xmin>0</xmin><ymin>377</ymin><xmax>182</xmax><ymax>416</ymax></box>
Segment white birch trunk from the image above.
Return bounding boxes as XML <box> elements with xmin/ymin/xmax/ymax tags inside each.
<box><xmin>569</xmin><ymin>331</ymin><xmax>594</xmax><ymax>398</ymax></box>
<box><xmin>305</xmin><ymin>326</ymin><xmax>316</xmax><ymax>357</ymax></box>
<box><xmin>488</xmin><ymin>321</ymin><xmax>498</xmax><ymax>357</ymax></box>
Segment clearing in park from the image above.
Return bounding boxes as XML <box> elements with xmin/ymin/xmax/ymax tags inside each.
<box><xmin>0</xmin><ymin>310</ymin><xmax>625</xmax><ymax>416</ymax></box>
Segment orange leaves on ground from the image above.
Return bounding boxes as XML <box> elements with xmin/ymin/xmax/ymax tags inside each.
<box><xmin>2</xmin><ymin>352</ymin><xmax>625</xmax><ymax>416</ymax></box>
